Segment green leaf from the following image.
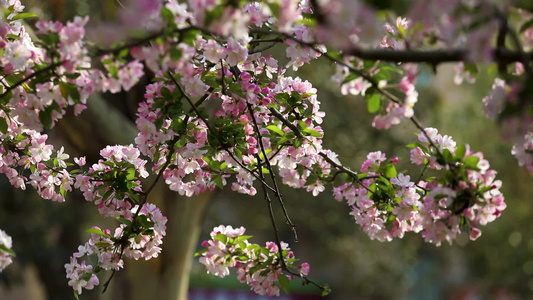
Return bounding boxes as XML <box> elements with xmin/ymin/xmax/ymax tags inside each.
<box><xmin>277</xmin><ymin>274</ymin><xmax>290</xmax><ymax>294</ymax></box>
<box><xmin>268</xmin><ymin>2</ymin><xmax>281</xmax><ymax>18</ymax></box>
<box><xmin>366</xmin><ymin>92</ymin><xmax>381</xmax><ymax>113</ymax></box>
<box><xmin>118</xmin><ymin>48</ymin><xmax>129</xmax><ymax>58</ymax></box>
<box><xmin>520</xmin><ymin>19</ymin><xmax>533</xmax><ymax>33</ymax></box>
<box><xmin>12</xmin><ymin>12</ymin><xmax>38</xmax><ymax>20</ymax></box>
<box><xmin>454</xmin><ymin>144</ymin><xmax>466</xmax><ymax>160</ymax></box>
<box><xmin>293</xmin><ymin>138</ymin><xmax>302</xmax><ymax>148</ymax></box>
<box><xmin>305</xmin><ymin>175</ymin><xmax>318</xmax><ymax>186</ymax></box>
<box><xmin>322</xmin><ymin>285</ymin><xmax>332</xmax><ymax>296</ymax></box>
<box><xmin>212</xmin><ymin>175</ymin><xmax>224</xmax><ymax>189</ymax></box>
<box><xmin>160</xmin><ymin>6</ymin><xmax>175</xmax><ymax>25</ymax></box>
<box><xmin>213</xmin><ymin>233</ymin><xmax>227</xmax><ymax>243</ymax></box>
<box><xmin>160</xmin><ymin>87</ymin><xmax>172</xmax><ymax>98</ymax></box>
<box><xmin>238</xmin><ymin>241</ymin><xmax>247</xmax><ymax>249</ymax></box>
<box><xmin>296</xmin><ymin>120</ymin><xmax>307</xmax><ymax>130</ymax></box>
<box><xmin>59</xmin><ymin>82</ymin><xmax>80</xmax><ymax>102</ymax></box>
<box><xmin>102</xmin><ymin>189</ymin><xmax>114</xmax><ymax>202</ymax></box>
<box><xmin>39</xmin><ymin>110</ymin><xmax>52</xmax><ymax>130</ymax></box>
<box><xmin>117</xmin><ymin>217</ymin><xmax>132</xmax><ymax>226</ymax></box>
<box><xmin>0</xmin><ymin>244</ymin><xmax>16</xmax><ymax>257</ymax></box>
<box><xmin>6</xmin><ymin>33</ymin><xmax>19</xmax><ymax>40</ymax></box>
<box><xmin>194</xmin><ymin>249</ymin><xmax>208</xmax><ymax>257</ymax></box>
<box><xmin>463</xmin><ymin>62</ymin><xmax>478</xmax><ymax>77</ymax></box>
<box><xmin>442</xmin><ymin>149</ymin><xmax>453</xmax><ymax>164</ymax></box>
<box><xmin>0</xmin><ymin>117</ymin><xmax>7</xmax><ymax>134</ymax></box>
<box><xmin>258</xmin><ymin>149</ymin><xmax>272</xmax><ymax>160</ymax></box>
<box><xmin>266</xmin><ymin>125</ymin><xmax>285</xmax><ymax>136</ymax></box>
<box><xmin>302</xmin><ymin>128</ymin><xmax>323</xmax><ymax>137</ymax></box>
<box><xmin>235</xmin><ymin>235</ymin><xmax>252</xmax><ymax>241</ymax></box>
<box><xmin>341</xmin><ymin>74</ymin><xmax>358</xmax><ymax>85</ymax></box>
<box><xmin>229</xmin><ymin>83</ymin><xmax>245</xmax><ymax>98</ymax></box>
<box><xmin>357</xmin><ymin>172</ymin><xmax>368</xmax><ymax>179</ymax></box>
<box><xmin>169</xmin><ymin>48</ymin><xmax>183</xmax><ymax>62</ymax></box>
<box><xmin>463</xmin><ymin>156</ymin><xmax>480</xmax><ymax>170</ymax></box>
<box><xmin>384</xmin><ymin>164</ymin><xmax>397</xmax><ymax>179</ymax></box>
<box><xmin>274</xmin><ymin>93</ymin><xmax>290</xmax><ymax>104</ymax></box>
<box><xmin>5</xmin><ymin>74</ymin><xmax>23</xmax><ymax>87</ymax></box>
<box><xmin>204</xmin><ymin>5</ymin><xmax>224</xmax><ymax>27</ymax></box>
<box><xmin>203</xmin><ymin>73</ymin><xmax>220</xmax><ymax>88</ymax></box>
<box><xmin>85</xmin><ymin>228</ymin><xmax>111</xmax><ymax>238</ymax></box>
<box><xmin>135</xmin><ymin>214</ymin><xmax>154</xmax><ymax>228</ymax></box>
<box><xmin>126</xmin><ymin>168</ymin><xmax>135</xmax><ymax>180</ymax></box>
<box><xmin>234</xmin><ymin>148</ymin><xmax>243</xmax><ymax>160</ymax></box>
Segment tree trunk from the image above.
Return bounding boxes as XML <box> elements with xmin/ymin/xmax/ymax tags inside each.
<box><xmin>117</xmin><ymin>187</ymin><xmax>212</xmax><ymax>300</ymax></box>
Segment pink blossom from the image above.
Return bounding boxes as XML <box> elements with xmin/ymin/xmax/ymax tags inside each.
<box><xmin>225</xmin><ymin>37</ymin><xmax>248</xmax><ymax>66</ymax></box>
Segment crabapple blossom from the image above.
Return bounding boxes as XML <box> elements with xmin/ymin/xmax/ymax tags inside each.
<box><xmin>0</xmin><ymin>229</ymin><xmax>14</xmax><ymax>272</ymax></box>
<box><xmin>0</xmin><ymin>0</ymin><xmax>529</xmax><ymax>297</ymax></box>
<box><xmin>198</xmin><ymin>226</ymin><xmax>310</xmax><ymax>297</ymax></box>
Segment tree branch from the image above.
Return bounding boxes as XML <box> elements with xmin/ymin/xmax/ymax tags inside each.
<box><xmin>246</xmin><ymin>101</ymin><xmax>298</xmax><ymax>242</ymax></box>
<box><xmin>345</xmin><ymin>47</ymin><xmax>533</xmax><ymax>64</ymax></box>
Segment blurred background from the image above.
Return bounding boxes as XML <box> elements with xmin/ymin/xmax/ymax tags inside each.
<box><xmin>1</xmin><ymin>1</ymin><xmax>532</xmax><ymax>299</ymax></box>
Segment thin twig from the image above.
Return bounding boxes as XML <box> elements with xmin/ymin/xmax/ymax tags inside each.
<box><xmin>246</xmin><ymin>101</ymin><xmax>298</xmax><ymax>242</ymax></box>
<box><xmin>102</xmin><ymin>136</ymin><xmax>180</xmax><ymax>293</ymax></box>
<box><xmin>249</xmin><ymin>42</ymin><xmax>279</xmax><ymax>54</ymax></box>
<box><xmin>256</xmin><ymin>156</ymin><xmax>287</xmax><ymax>268</ymax></box>
<box><xmin>0</xmin><ymin>61</ymin><xmax>65</xmax><ymax>101</ymax></box>
<box><xmin>167</xmin><ymin>70</ymin><xmax>278</xmax><ymax>193</ymax></box>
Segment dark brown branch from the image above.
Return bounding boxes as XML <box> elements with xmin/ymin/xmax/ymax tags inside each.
<box><xmin>268</xmin><ymin>108</ymin><xmax>303</xmax><ymax>139</ymax></box>
<box><xmin>0</xmin><ymin>61</ymin><xmax>64</xmax><ymax>101</ymax></box>
<box><xmin>346</xmin><ymin>47</ymin><xmax>533</xmax><ymax>64</ymax></box>
<box><xmin>92</xmin><ymin>30</ymin><xmax>164</xmax><ymax>57</ymax></box>
<box><xmin>92</xmin><ymin>26</ymin><xmax>210</xmax><ymax>57</ymax></box>
<box><xmin>249</xmin><ymin>28</ymin><xmax>533</xmax><ymax>64</ymax></box>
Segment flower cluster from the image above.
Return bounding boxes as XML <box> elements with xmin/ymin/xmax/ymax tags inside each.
<box><xmin>66</xmin><ymin>203</ymin><xmax>167</xmax><ymax>296</ymax></box>
<box><xmin>0</xmin><ymin>229</ymin><xmax>14</xmax><ymax>272</ymax></box>
<box><xmin>75</xmin><ymin>144</ymin><xmax>148</xmax><ymax>218</ymax></box>
<box><xmin>198</xmin><ymin>225</ymin><xmax>309</xmax><ymax>297</ymax></box>
<box><xmin>333</xmin><ymin>128</ymin><xmax>505</xmax><ymax>246</ymax></box>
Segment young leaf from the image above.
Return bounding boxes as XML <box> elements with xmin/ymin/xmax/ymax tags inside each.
<box><xmin>302</xmin><ymin>128</ymin><xmax>323</xmax><ymax>137</ymax></box>
<box><xmin>0</xmin><ymin>245</ymin><xmax>16</xmax><ymax>257</ymax></box>
<box><xmin>366</xmin><ymin>92</ymin><xmax>381</xmax><ymax>113</ymax></box>
<box><xmin>0</xmin><ymin>117</ymin><xmax>8</xmax><ymax>134</ymax></box>
<box><xmin>85</xmin><ymin>228</ymin><xmax>111</xmax><ymax>238</ymax></box>
<box><xmin>384</xmin><ymin>163</ymin><xmax>397</xmax><ymax>178</ymax></box>
<box><xmin>212</xmin><ymin>175</ymin><xmax>224</xmax><ymax>189</ymax></box>
<box><xmin>277</xmin><ymin>274</ymin><xmax>291</xmax><ymax>294</ymax></box>
<box><xmin>463</xmin><ymin>156</ymin><xmax>480</xmax><ymax>170</ymax></box>
<box><xmin>454</xmin><ymin>144</ymin><xmax>466</xmax><ymax>160</ymax></box>
<box><xmin>12</xmin><ymin>12</ymin><xmax>38</xmax><ymax>20</ymax></box>
<box><xmin>266</xmin><ymin>125</ymin><xmax>285</xmax><ymax>136</ymax></box>
<box><xmin>39</xmin><ymin>110</ymin><xmax>53</xmax><ymax>130</ymax></box>
<box><xmin>322</xmin><ymin>285</ymin><xmax>332</xmax><ymax>296</ymax></box>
